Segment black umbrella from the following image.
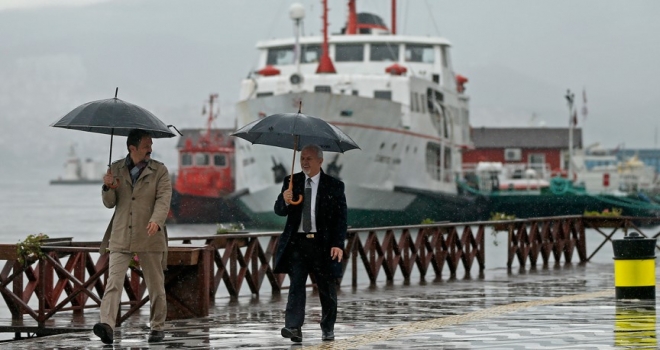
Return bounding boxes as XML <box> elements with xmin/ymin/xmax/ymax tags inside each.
<box><xmin>51</xmin><ymin>88</ymin><xmax>181</xmax><ymax>169</ymax></box>
<box><xmin>232</xmin><ymin>105</ymin><xmax>359</xmax><ymax>205</ymax></box>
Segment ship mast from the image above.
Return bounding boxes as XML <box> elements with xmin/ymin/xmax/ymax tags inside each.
<box><xmin>391</xmin><ymin>0</ymin><xmax>396</xmax><ymax>34</ymax></box>
<box><xmin>205</xmin><ymin>93</ymin><xmax>219</xmax><ymax>140</ymax></box>
<box><xmin>316</xmin><ymin>0</ymin><xmax>336</xmax><ymax>73</ymax></box>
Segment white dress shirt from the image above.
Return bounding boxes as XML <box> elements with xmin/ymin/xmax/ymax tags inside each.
<box><xmin>299</xmin><ymin>172</ymin><xmax>320</xmax><ymax>233</ymax></box>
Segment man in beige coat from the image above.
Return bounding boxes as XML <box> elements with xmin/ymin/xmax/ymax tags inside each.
<box><xmin>93</xmin><ymin>129</ymin><xmax>172</xmax><ymax>344</ymax></box>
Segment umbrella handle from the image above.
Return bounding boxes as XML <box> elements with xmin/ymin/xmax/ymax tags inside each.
<box><xmin>286</xmin><ymin>176</ymin><xmax>303</xmax><ymax>205</ymax></box>
<box><xmin>285</xmin><ymin>135</ymin><xmax>303</xmax><ymax>205</ymax></box>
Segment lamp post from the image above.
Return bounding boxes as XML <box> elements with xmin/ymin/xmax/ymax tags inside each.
<box><xmin>565</xmin><ymin>89</ymin><xmax>575</xmax><ymax>182</ymax></box>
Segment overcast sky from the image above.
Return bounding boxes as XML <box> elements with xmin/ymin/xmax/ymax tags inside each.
<box><xmin>1</xmin><ymin>0</ymin><xmax>659</xmax><ymax>178</ymax></box>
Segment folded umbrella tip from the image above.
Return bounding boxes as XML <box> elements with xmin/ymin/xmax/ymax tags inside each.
<box><xmin>114</xmin><ymin>87</ymin><xmax>118</xmax><ymax>98</ymax></box>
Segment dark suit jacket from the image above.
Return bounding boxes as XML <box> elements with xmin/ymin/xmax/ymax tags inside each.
<box><xmin>273</xmin><ymin>169</ymin><xmax>347</xmax><ymax>278</ymax></box>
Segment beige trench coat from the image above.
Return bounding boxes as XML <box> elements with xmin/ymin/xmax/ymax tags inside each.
<box><xmin>99</xmin><ymin>158</ymin><xmax>172</xmax><ymax>262</ymax></box>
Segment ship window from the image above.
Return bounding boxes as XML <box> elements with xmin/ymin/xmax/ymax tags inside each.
<box><xmin>420</xmin><ymin>94</ymin><xmax>426</xmax><ymax>113</ymax></box>
<box><xmin>405</xmin><ymin>44</ymin><xmax>434</xmax><ymax>63</ymax></box>
<box><xmin>352</xmin><ymin>90</ymin><xmax>359</xmax><ymax>96</ymax></box>
<box><xmin>374</xmin><ymin>90</ymin><xmax>391</xmax><ymax>100</ymax></box>
<box><xmin>528</xmin><ymin>154</ymin><xmax>546</xmax><ymax>172</ymax></box>
<box><xmin>441</xmin><ymin>46</ymin><xmax>448</xmax><ymax>67</ymax></box>
<box><xmin>315</xmin><ymin>85</ymin><xmax>331</xmax><ymax>93</ymax></box>
<box><xmin>195</xmin><ymin>153</ymin><xmax>209</xmax><ymax>166</ymax></box>
<box><xmin>256</xmin><ymin>92</ymin><xmax>273</xmax><ymax>98</ymax></box>
<box><xmin>301</xmin><ymin>44</ymin><xmax>321</xmax><ymax>63</ymax></box>
<box><xmin>214</xmin><ymin>154</ymin><xmax>227</xmax><ymax>167</ymax></box>
<box><xmin>335</xmin><ymin>44</ymin><xmax>364</xmax><ymax>62</ymax></box>
<box><xmin>412</xmin><ymin>92</ymin><xmax>419</xmax><ymax>112</ymax></box>
<box><xmin>266</xmin><ymin>46</ymin><xmax>295</xmax><ymax>65</ymax></box>
<box><xmin>370</xmin><ymin>43</ymin><xmax>399</xmax><ymax>61</ymax></box>
<box><xmin>181</xmin><ymin>153</ymin><xmax>193</xmax><ymax>166</ymax></box>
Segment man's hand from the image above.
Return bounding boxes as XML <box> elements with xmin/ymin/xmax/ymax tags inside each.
<box><xmin>103</xmin><ymin>169</ymin><xmax>115</xmax><ymax>187</ymax></box>
<box><xmin>282</xmin><ymin>189</ymin><xmax>293</xmax><ymax>204</ymax></box>
<box><xmin>330</xmin><ymin>247</ymin><xmax>343</xmax><ymax>262</ymax></box>
<box><xmin>146</xmin><ymin>222</ymin><xmax>160</xmax><ymax>236</ymax></box>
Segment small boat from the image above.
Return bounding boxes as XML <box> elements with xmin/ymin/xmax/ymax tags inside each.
<box><xmin>50</xmin><ymin>144</ymin><xmax>105</xmax><ymax>185</ymax></box>
<box><xmin>167</xmin><ymin>94</ymin><xmax>250</xmax><ymax>224</ymax></box>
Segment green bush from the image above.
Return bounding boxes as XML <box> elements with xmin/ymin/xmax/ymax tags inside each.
<box><xmin>16</xmin><ymin>233</ymin><xmax>49</xmax><ymax>266</ymax></box>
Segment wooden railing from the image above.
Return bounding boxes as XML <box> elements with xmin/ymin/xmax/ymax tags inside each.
<box><xmin>1</xmin><ymin>216</ymin><xmax>658</xmax><ymax>337</ymax></box>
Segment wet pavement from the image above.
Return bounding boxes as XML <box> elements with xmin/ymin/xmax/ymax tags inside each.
<box><xmin>2</xmin><ymin>262</ymin><xmax>659</xmax><ymax>349</ymax></box>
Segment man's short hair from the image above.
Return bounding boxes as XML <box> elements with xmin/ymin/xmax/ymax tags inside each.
<box><xmin>127</xmin><ymin>129</ymin><xmax>151</xmax><ymax>151</ymax></box>
<box><xmin>302</xmin><ymin>144</ymin><xmax>323</xmax><ymax>159</ymax></box>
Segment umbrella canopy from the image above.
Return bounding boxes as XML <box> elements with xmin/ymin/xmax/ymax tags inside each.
<box><xmin>51</xmin><ymin>96</ymin><xmax>176</xmax><ymax>138</ymax></box>
<box><xmin>232</xmin><ymin>111</ymin><xmax>359</xmax><ymax>205</ymax></box>
<box><xmin>231</xmin><ymin>112</ymin><xmax>359</xmax><ymax>153</ymax></box>
<box><xmin>50</xmin><ymin>88</ymin><xmax>180</xmax><ymax>174</ymax></box>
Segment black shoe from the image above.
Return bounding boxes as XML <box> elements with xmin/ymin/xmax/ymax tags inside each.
<box><xmin>322</xmin><ymin>330</ymin><xmax>335</xmax><ymax>341</ymax></box>
<box><xmin>93</xmin><ymin>323</ymin><xmax>114</xmax><ymax>344</ymax></box>
<box><xmin>148</xmin><ymin>330</ymin><xmax>165</xmax><ymax>342</ymax></box>
<box><xmin>281</xmin><ymin>327</ymin><xmax>303</xmax><ymax>342</ymax></box>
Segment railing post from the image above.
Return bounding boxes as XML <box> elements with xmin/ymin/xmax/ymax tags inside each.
<box><xmin>11</xmin><ymin>260</ymin><xmax>23</xmax><ymax>321</ymax></box>
<box><xmin>38</xmin><ymin>259</ymin><xmax>46</xmax><ymax>328</ymax></box>
<box><xmin>74</xmin><ymin>252</ymin><xmax>85</xmax><ymax>314</ymax></box>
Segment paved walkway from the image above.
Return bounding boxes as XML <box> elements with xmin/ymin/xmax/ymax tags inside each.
<box><xmin>2</xmin><ymin>262</ymin><xmax>659</xmax><ymax>349</ymax></box>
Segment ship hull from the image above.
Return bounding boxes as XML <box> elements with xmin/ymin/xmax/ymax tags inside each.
<box><xmin>235</xmin><ymin>184</ymin><xmax>484</xmax><ymax>229</ymax></box>
<box><xmin>168</xmin><ymin>190</ymin><xmax>251</xmax><ymax>224</ymax></box>
<box><xmin>484</xmin><ymin>193</ymin><xmax>660</xmax><ymax>219</ymax></box>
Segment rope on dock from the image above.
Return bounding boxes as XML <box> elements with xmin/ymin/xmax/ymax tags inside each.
<box><xmin>304</xmin><ymin>289</ymin><xmax>614</xmax><ymax>350</ymax></box>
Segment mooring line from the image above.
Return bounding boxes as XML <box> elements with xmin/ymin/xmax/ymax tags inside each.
<box><xmin>303</xmin><ymin>289</ymin><xmax>614</xmax><ymax>350</ymax></box>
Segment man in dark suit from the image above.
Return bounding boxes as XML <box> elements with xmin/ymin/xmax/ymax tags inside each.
<box><xmin>274</xmin><ymin>144</ymin><xmax>347</xmax><ymax>343</ymax></box>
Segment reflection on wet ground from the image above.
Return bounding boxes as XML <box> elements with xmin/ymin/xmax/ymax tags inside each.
<box><xmin>3</xmin><ymin>262</ymin><xmax>658</xmax><ymax>349</ymax></box>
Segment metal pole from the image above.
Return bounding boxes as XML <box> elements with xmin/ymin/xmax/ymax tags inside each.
<box><xmin>565</xmin><ymin>90</ymin><xmax>575</xmax><ymax>181</ymax></box>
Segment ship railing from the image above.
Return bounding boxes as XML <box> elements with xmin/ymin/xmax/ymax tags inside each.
<box><xmin>462</xmin><ymin>162</ymin><xmax>553</xmax><ymax>180</ymax></box>
<box><xmin>1</xmin><ymin>216</ymin><xmax>659</xmax><ymax>337</ymax></box>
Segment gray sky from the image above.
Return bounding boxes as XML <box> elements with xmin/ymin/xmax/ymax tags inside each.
<box><xmin>1</xmin><ymin>0</ymin><xmax>659</xmax><ymax>177</ymax></box>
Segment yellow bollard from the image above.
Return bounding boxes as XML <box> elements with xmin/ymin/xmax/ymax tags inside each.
<box><xmin>612</xmin><ymin>232</ymin><xmax>656</xmax><ymax>300</ymax></box>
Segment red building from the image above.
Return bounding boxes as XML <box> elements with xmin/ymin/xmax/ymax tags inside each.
<box><xmin>462</xmin><ymin>127</ymin><xmax>582</xmax><ymax>173</ymax></box>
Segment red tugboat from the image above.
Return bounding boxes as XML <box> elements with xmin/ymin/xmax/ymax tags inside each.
<box><xmin>167</xmin><ymin>94</ymin><xmax>250</xmax><ymax>224</ymax></box>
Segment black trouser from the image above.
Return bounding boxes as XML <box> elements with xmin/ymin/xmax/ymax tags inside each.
<box><xmin>285</xmin><ymin>235</ymin><xmax>337</xmax><ymax>332</ymax></box>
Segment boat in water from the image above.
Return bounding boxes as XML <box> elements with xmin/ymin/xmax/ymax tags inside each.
<box><xmin>50</xmin><ymin>144</ymin><xmax>105</xmax><ymax>185</ymax></box>
<box><xmin>167</xmin><ymin>94</ymin><xmax>250</xmax><ymax>224</ymax></box>
<box><xmin>233</xmin><ymin>0</ymin><xmax>482</xmax><ymax>228</ymax></box>
<box><xmin>460</xmin><ymin>153</ymin><xmax>660</xmax><ymax>220</ymax></box>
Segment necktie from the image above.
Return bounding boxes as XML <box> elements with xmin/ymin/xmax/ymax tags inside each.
<box><xmin>302</xmin><ymin>178</ymin><xmax>312</xmax><ymax>233</ymax></box>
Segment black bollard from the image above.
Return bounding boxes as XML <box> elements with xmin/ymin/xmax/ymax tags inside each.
<box><xmin>612</xmin><ymin>232</ymin><xmax>656</xmax><ymax>299</ymax></box>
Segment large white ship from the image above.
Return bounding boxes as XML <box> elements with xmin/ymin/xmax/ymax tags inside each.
<box><xmin>233</xmin><ymin>0</ymin><xmax>482</xmax><ymax>228</ymax></box>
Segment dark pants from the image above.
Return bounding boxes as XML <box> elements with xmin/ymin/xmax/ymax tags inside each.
<box><xmin>285</xmin><ymin>235</ymin><xmax>337</xmax><ymax>332</ymax></box>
